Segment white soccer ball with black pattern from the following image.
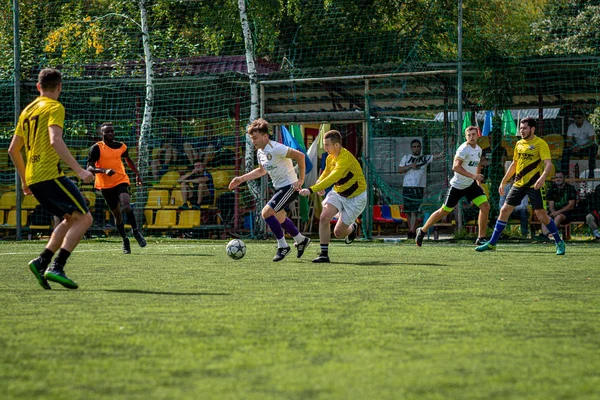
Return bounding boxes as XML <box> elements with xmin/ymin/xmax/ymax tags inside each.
<box><xmin>226</xmin><ymin>239</ymin><xmax>246</xmax><ymax>260</ymax></box>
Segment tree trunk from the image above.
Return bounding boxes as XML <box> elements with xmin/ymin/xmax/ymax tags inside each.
<box><xmin>136</xmin><ymin>0</ymin><xmax>153</xmax><ymax>229</ymax></box>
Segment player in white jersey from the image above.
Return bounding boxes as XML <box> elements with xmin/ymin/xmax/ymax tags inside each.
<box><xmin>415</xmin><ymin>126</ymin><xmax>490</xmax><ymax>247</ymax></box>
<box><xmin>229</xmin><ymin>118</ymin><xmax>310</xmax><ymax>261</ymax></box>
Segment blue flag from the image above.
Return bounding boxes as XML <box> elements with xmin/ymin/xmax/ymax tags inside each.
<box><xmin>281</xmin><ymin>126</ymin><xmax>313</xmax><ymax>174</ymax></box>
<box><xmin>482</xmin><ymin>111</ymin><xmax>493</xmax><ymax>136</ymax></box>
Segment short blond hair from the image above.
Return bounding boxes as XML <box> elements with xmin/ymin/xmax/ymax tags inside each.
<box><xmin>464</xmin><ymin>125</ymin><xmax>479</xmax><ymax>135</ymax></box>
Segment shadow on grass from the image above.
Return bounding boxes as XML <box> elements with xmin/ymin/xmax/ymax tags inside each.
<box><xmin>498</xmin><ymin>249</ymin><xmax>561</xmax><ymax>254</ymax></box>
<box><xmin>140</xmin><ymin>253</ymin><xmax>215</xmax><ymax>257</ymax></box>
<box><xmin>334</xmin><ymin>261</ymin><xmax>449</xmax><ymax>267</ymax></box>
<box><xmin>104</xmin><ymin>289</ymin><xmax>230</xmax><ymax>296</ymax></box>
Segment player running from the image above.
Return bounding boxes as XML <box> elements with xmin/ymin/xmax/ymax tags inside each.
<box><xmin>299</xmin><ymin>130</ymin><xmax>367</xmax><ymax>263</ymax></box>
<box><xmin>87</xmin><ymin>122</ymin><xmax>147</xmax><ymax>253</ymax></box>
<box><xmin>9</xmin><ymin>68</ymin><xmax>94</xmax><ymax>289</ymax></box>
<box><xmin>415</xmin><ymin>126</ymin><xmax>490</xmax><ymax>247</ymax></box>
<box><xmin>476</xmin><ymin>117</ymin><xmax>566</xmax><ymax>255</ymax></box>
<box><xmin>229</xmin><ymin>118</ymin><xmax>310</xmax><ymax>261</ymax></box>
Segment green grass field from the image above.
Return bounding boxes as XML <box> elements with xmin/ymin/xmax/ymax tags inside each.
<box><xmin>1</xmin><ymin>238</ymin><xmax>599</xmax><ymax>400</ymax></box>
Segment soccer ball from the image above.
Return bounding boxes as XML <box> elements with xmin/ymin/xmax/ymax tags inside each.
<box><xmin>226</xmin><ymin>239</ymin><xmax>246</xmax><ymax>260</ymax></box>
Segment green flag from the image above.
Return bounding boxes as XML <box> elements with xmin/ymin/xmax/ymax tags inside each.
<box><xmin>502</xmin><ymin>110</ymin><xmax>517</xmax><ymax>136</ymax></box>
<box><xmin>290</xmin><ymin>125</ymin><xmax>310</xmax><ymax>223</ymax></box>
<box><xmin>290</xmin><ymin>125</ymin><xmax>306</xmax><ymax>152</ymax></box>
<box><xmin>461</xmin><ymin>112</ymin><xmax>472</xmax><ymax>134</ymax></box>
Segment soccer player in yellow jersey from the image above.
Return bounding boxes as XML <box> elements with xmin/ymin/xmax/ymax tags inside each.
<box><xmin>299</xmin><ymin>130</ymin><xmax>367</xmax><ymax>263</ymax></box>
<box><xmin>87</xmin><ymin>122</ymin><xmax>147</xmax><ymax>254</ymax></box>
<box><xmin>476</xmin><ymin>117</ymin><xmax>566</xmax><ymax>255</ymax></box>
<box><xmin>8</xmin><ymin>68</ymin><xmax>95</xmax><ymax>290</ymax></box>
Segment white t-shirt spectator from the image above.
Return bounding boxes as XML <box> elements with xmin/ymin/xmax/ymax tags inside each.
<box><xmin>449</xmin><ymin>143</ymin><xmax>482</xmax><ymax>190</ymax></box>
<box><xmin>398</xmin><ymin>154</ymin><xmax>432</xmax><ymax>188</ymax></box>
<box><xmin>257</xmin><ymin>140</ymin><xmax>297</xmax><ymax>189</ymax></box>
<box><xmin>567</xmin><ymin>120</ymin><xmax>596</xmax><ymax>147</ymax></box>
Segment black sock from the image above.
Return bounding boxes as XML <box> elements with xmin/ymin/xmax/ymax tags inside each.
<box><xmin>126</xmin><ymin>210</ymin><xmax>138</xmax><ymax>231</ymax></box>
<box><xmin>53</xmin><ymin>248</ymin><xmax>72</xmax><ymax>269</ymax></box>
<box><xmin>320</xmin><ymin>244</ymin><xmax>329</xmax><ymax>257</ymax></box>
<box><xmin>39</xmin><ymin>248</ymin><xmax>55</xmax><ymax>267</ymax></box>
<box><xmin>116</xmin><ymin>223</ymin><xmax>127</xmax><ymax>238</ymax></box>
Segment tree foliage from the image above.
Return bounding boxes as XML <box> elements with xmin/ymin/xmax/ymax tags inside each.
<box><xmin>0</xmin><ymin>0</ymin><xmax>597</xmax><ymax>81</ymax></box>
<box><xmin>532</xmin><ymin>0</ymin><xmax>600</xmax><ymax>55</ymax></box>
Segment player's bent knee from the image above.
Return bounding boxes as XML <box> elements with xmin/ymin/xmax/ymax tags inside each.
<box><xmin>261</xmin><ymin>206</ymin><xmax>275</xmax><ymax>219</ymax></box>
<box><xmin>333</xmin><ymin>226</ymin><xmax>348</xmax><ymax>238</ymax></box>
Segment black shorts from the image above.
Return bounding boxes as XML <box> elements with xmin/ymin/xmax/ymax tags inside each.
<box><xmin>29</xmin><ymin>176</ymin><xmax>89</xmax><ymax>218</ymax></box>
<box><xmin>101</xmin><ymin>183</ymin><xmax>131</xmax><ymax>210</ymax></box>
<box><xmin>403</xmin><ymin>186</ymin><xmax>424</xmax><ymax>212</ymax></box>
<box><xmin>505</xmin><ymin>184</ymin><xmax>546</xmax><ymax>210</ymax></box>
<box><xmin>443</xmin><ymin>181</ymin><xmax>487</xmax><ymax>210</ymax></box>
<box><xmin>268</xmin><ymin>184</ymin><xmax>298</xmax><ymax>213</ymax></box>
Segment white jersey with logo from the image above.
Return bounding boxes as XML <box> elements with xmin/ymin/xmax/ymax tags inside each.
<box><xmin>399</xmin><ymin>154</ymin><xmax>432</xmax><ymax>188</ymax></box>
<box><xmin>449</xmin><ymin>142</ymin><xmax>482</xmax><ymax>190</ymax></box>
<box><xmin>257</xmin><ymin>140</ymin><xmax>297</xmax><ymax>189</ymax></box>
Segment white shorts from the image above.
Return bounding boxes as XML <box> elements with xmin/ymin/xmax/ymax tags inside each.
<box><xmin>322</xmin><ymin>190</ymin><xmax>367</xmax><ymax>226</ymax></box>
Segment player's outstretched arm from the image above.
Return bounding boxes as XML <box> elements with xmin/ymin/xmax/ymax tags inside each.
<box><xmin>229</xmin><ymin>166</ymin><xmax>266</xmax><ymax>190</ymax></box>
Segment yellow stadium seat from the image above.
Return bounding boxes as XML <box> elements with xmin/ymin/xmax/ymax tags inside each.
<box><xmin>0</xmin><ymin>192</ymin><xmax>17</xmax><ymax>211</ymax></box>
<box><xmin>6</xmin><ymin>210</ymin><xmax>28</xmax><ymax>226</ymax></box>
<box><xmin>211</xmin><ymin>169</ymin><xmax>234</xmax><ymax>189</ymax></box>
<box><xmin>390</xmin><ymin>205</ymin><xmax>407</xmax><ymax>222</ymax></box>
<box><xmin>176</xmin><ymin>210</ymin><xmax>201</xmax><ymax>229</ymax></box>
<box><xmin>145</xmin><ymin>189</ymin><xmax>170</xmax><ymax>210</ymax></box>
<box><xmin>163</xmin><ymin>189</ymin><xmax>185</xmax><ymax>209</ymax></box>
<box><xmin>144</xmin><ymin>209</ymin><xmax>154</xmax><ymax>227</ymax></box>
<box><xmin>148</xmin><ymin>210</ymin><xmax>177</xmax><ymax>229</ymax></box>
<box><xmin>153</xmin><ymin>171</ymin><xmax>180</xmax><ymax>189</ymax></box>
<box><xmin>81</xmin><ymin>191</ymin><xmax>97</xmax><ymax>210</ymax></box>
<box><xmin>0</xmin><ymin>210</ymin><xmax>3</xmax><ymax>224</ymax></box>
<box><xmin>543</xmin><ymin>134</ymin><xmax>564</xmax><ymax>160</ymax></box>
<box><xmin>21</xmin><ymin>195</ymin><xmax>40</xmax><ymax>210</ymax></box>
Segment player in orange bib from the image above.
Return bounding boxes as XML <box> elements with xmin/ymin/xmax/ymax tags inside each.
<box><xmin>87</xmin><ymin>122</ymin><xmax>147</xmax><ymax>253</ymax></box>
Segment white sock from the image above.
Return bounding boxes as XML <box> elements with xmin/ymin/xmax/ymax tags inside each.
<box><xmin>277</xmin><ymin>237</ymin><xmax>288</xmax><ymax>248</ymax></box>
<box><xmin>293</xmin><ymin>233</ymin><xmax>305</xmax><ymax>244</ymax></box>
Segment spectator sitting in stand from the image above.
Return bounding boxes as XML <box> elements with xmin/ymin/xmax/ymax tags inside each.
<box><xmin>561</xmin><ymin>110</ymin><xmax>598</xmax><ymax>179</ymax></box>
<box><xmin>538</xmin><ymin>171</ymin><xmax>577</xmax><ymax>240</ymax></box>
<box><xmin>178</xmin><ymin>161</ymin><xmax>215</xmax><ymax>210</ymax></box>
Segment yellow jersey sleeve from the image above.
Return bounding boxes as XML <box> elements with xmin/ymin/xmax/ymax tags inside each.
<box><xmin>311</xmin><ymin>148</ymin><xmax>366</xmax><ymax>198</ymax></box>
